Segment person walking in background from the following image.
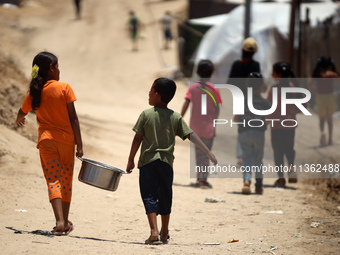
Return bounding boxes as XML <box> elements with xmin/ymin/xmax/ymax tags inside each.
<box><xmin>161</xmin><ymin>11</ymin><xmax>173</xmax><ymax>50</ymax></box>
<box><xmin>16</xmin><ymin>52</ymin><xmax>83</xmax><ymax>235</ymax></box>
<box><xmin>73</xmin><ymin>0</ymin><xmax>82</xmax><ymax>20</ymax></box>
<box><xmin>127</xmin><ymin>10</ymin><xmax>142</xmax><ymax>51</ymax></box>
<box><xmin>235</xmin><ymin>73</ymin><xmax>270</xmax><ymax>195</ymax></box>
<box><xmin>228</xmin><ymin>37</ymin><xmax>261</xmax><ymax>166</ymax></box>
<box><xmin>181</xmin><ymin>60</ymin><xmax>221</xmax><ymax>189</ymax></box>
<box><xmin>309</xmin><ymin>57</ymin><xmax>339</xmax><ymax>146</ymax></box>
<box><xmin>267</xmin><ymin>62</ymin><xmax>301</xmax><ymax>187</ymax></box>
<box><xmin>126</xmin><ymin>78</ymin><xmax>217</xmax><ymax>245</ymax></box>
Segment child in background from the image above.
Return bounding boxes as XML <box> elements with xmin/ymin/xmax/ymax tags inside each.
<box><xmin>235</xmin><ymin>73</ymin><xmax>270</xmax><ymax>194</ymax></box>
<box><xmin>73</xmin><ymin>0</ymin><xmax>82</xmax><ymax>19</ymax></box>
<box><xmin>126</xmin><ymin>78</ymin><xmax>217</xmax><ymax>245</ymax></box>
<box><xmin>16</xmin><ymin>51</ymin><xmax>83</xmax><ymax>235</ymax></box>
<box><xmin>309</xmin><ymin>57</ymin><xmax>339</xmax><ymax>146</ymax></box>
<box><xmin>127</xmin><ymin>10</ymin><xmax>142</xmax><ymax>51</ymax></box>
<box><xmin>161</xmin><ymin>11</ymin><xmax>173</xmax><ymax>50</ymax></box>
<box><xmin>181</xmin><ymin>59</ymin><xmax>221</xmax><ymax>188</ymax></box>
<box><xmin>267</xmin><ymin>62</ymin><xmax>300</xmax><ymax>187</ymax></box>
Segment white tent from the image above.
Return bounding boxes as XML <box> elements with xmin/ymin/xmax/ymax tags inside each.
<box><xmin>190</xmin><ymin>1</ymin><xmax>340</xmax><ymax>83</ymax></box>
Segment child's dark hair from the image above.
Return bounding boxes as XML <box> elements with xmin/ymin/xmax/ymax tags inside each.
<box><xmin>273</xmin><ymin>62</ymin><xmax>292</xmax><ymax>78</ymax></box>
<box><xmin>312</xmin><ymin>56</ymin><xmax>337</xmax><ymax>77</ymax></box>
<box><xmin>30</xmin><ymin>52</ymin><xmax>58</xmax><ymax>110</ymax></box>
<box><xmin>197</xmin><ymin>59</ymin><xmax>214</xmax><ymax>78</ymax></box>
<box><xmin>247</xmin><ymin>72</ymin><xmax>263</xmax><ymax>91</ymax></box>
<box><xmin>153</xmin><ymin>77</ymin><xmax>176</xmax><ymax>104</ymax></box>
<box><xmin>273</xmin><ymin>61</ymin><xmax>296</xmax><ymax>87</ymax></box>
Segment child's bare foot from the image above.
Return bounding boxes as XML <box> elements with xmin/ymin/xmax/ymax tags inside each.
<box><xmin>52</xmin><ymin>220</ymin><xmax>64</xmax><ymax>233</ymax></box>
<box><xmin>160</xmin><ymin>230</ymin><xmax>170</xmax><ymax>244</ymax></box>
<box><xmin>52</xmin><ymin>221</ymin><xmax>74</xmax><ymax>236</ymax></box>
<box><xmin>160</xmin><ymin>228</ymin><xmax>169</xmax><ymax>241</ymax></box>
<box><xmin>148</xmin><ymin>229</ymin><xmax>159</xmax><ymax>242</ymax></box>
<box><xmin>145</xmin><ymin>234</ymin><xmax>162</xmax><ymax>245</ymax></box>
<box><xmin>64</xmin><ymin>220</ymin><xmax>71</xmax><ymax>230</ymax></box>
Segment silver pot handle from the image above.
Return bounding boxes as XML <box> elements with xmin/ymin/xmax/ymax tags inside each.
<box><xmin>76</xmin><ymin>156</ymin><xmax>83</xmax><ymax>161</ymax></box>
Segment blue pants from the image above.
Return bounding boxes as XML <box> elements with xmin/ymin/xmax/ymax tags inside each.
<box><xmin>239</xmin><ymin>130</ymin><xmax>265</xmax><ymax>188</ymax></box>
<box><xmin>139</xmin><ymin>160</ymin><xmax>173</xmax><ymax>215</ymax></box>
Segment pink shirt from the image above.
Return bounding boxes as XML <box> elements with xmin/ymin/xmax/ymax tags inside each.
<box><xmin>185</xmin><ymin>81</ymin><xmax>221</xmax><ymax>138</ymax></box>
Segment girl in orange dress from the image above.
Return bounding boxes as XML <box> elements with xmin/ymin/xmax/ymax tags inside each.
<box><xmin>16</xmin><ymin>52</ymin><xmax>83</xmax><ymax>235</ymax></box>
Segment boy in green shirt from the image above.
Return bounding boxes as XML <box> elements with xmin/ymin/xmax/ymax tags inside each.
<box><xmin>126</xmin><ymin>78</ymin><xmax>217</xmax><ymax>245</ymax></box>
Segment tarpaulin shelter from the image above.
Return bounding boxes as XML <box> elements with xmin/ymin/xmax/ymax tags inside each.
<box><xmin>189</xmin><ymin>1</ymin><xmax>340</xmax><ymax>83</ymax></box>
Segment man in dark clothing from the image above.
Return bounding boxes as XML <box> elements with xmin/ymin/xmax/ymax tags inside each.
<box><xmin>227</xmin><ymin>37</ymin><xmax>260</xmax><ymax>95</ymax></box>
<box><xmin>227</xmin><ymin>37</ymin><xmax>261</xmax><ymax>166</ymax></box>
<box><xmin>74</xmin><ymin>0</ymin><xmax>82</xmax><ymax>19</ymax></box>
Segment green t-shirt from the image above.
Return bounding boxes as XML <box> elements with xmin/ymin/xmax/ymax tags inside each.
<box><xmin>133</xmin><ymin>107</ymin><xmax>192</xmax><ymax>168</ymax></box>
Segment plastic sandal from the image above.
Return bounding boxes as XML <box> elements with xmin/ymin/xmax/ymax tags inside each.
<box><xmin>145</xmin><ymin>236</ymin><xmax>162</xmax><ymax>245</ymax></box>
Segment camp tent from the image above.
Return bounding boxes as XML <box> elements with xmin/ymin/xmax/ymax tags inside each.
<box><xmin>190</xmin><ymin>1</ymin><xmax>340</xmax><ymax>83</ymax></box>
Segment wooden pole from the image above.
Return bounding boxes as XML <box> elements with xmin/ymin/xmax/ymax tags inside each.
<box><xmin>245</xmin><ymin>0</ymin><xmax>251</xmax><ymax>38</ymax></box>
<box><xmin>287</xmin><ymin>0</ymin><xmax>298</xmax><ymax>66</ymax></box>
<box><xmin>300</xmin><ymin>8</ymin><xmax>310</xmax><ymax>78</ymax></box>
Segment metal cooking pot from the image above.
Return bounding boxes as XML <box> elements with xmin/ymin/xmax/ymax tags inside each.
<box><xmin>77</xmin><ymin>156</ymin><xmax>126</xmax><ymax>191</ymax></box>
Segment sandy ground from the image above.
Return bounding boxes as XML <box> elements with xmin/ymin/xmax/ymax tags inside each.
<box><xmin>0</xmin><ymin>0</ymin><xmax>340</xmax><ymax>254</ymax></box>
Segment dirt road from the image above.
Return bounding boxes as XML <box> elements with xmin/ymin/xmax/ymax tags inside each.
<box><xmin>0</xmin><ymin>0</ymin><xmax>339</xmax><ymax>254</ymax></box>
